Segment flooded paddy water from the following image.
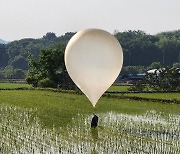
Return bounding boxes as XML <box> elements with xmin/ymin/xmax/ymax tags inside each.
<box><xmin>0</xmin><ymin>104</ymin><xmax>180</xmax><ymax>153</ymax></box>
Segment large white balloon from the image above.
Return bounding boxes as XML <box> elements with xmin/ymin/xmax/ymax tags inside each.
<box><xmin>65</xmin><ymin>29</ymin><xmax>123</xmax><ymax>107</ymax></box>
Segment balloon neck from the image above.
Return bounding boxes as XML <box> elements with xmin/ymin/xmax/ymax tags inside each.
<box><xmin>93</xmin><ymin>107</ymin><xmax>96</xmax><ymax>114</ymax></box>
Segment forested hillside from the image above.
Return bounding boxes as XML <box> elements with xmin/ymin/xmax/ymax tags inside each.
<box><xmin>0</xmin><ymin>30</ymin><xmax>180</xmax><ymax>79</ymax></box>
<box><xmin>115</xmin><ymin>30</ymin><xmax>180</xmax><ymax>66</ymax></box>
<box><xmin>2</xmin><ymin>32</ymin><xmax>75</xmax><ymax>70</ymax></box>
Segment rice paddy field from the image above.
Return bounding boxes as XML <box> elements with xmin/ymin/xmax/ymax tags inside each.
<box><xmin>0</xmin><ymin>83</ymin><xmax>32</xmax><ymax>89</ymax></box>
<box><xmin>0</xmin><ymin>84</ymin><xmax>180</xmax><ymax>153</ymax></box>
<box><xmin>107</xmin><ymin>85</ymin><xmax>130</xmax><ymax>92</ymax></box>
<box><xmin>124</xmin><ymin>93</ymin><xmax>180</xmax><ymax>101</ymax></box>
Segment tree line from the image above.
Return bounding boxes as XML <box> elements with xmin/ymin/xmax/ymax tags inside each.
<box><xmin>0</xmin><ymin>32</ymin><xmax>75</xmax><ymax>79</ymax></box>
<box><xmin>115</xmin><ymin>30</ymin><xmax>180</xmax><ymax>66</ymax></box>
<box><xmin>0</xmin><ymin>30</ymin><xmax>180</xmax><ymax>79</ymax></box>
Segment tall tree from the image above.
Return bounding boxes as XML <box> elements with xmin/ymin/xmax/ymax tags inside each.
<box><xmin>26</xmin><ymin>43</ymin><xmax>75</xmax><ymax>89</ymax></box>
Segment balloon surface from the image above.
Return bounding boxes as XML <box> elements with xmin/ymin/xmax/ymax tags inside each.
<box><xmin>65</xmin><ymin>29</ymin><xmax>123</xmax><ymax>107</ymax></box>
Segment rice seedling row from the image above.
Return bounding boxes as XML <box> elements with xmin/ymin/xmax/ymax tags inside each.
<box><xmin>1</xmin><ymin>104</ymin><xmax>179</xmax><ymax>153</ymax></box>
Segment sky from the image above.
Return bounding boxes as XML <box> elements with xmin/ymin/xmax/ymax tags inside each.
<box><xmin>0</xmin><ymin>0</ymin><xmax>180</xmax><ymax>41</ymax></box>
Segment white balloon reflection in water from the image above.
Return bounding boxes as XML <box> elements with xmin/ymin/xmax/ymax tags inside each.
<box><xmin>65</xmin><ymin>29</ymin><xmax>123</xmax><ymax>107</ymax></box>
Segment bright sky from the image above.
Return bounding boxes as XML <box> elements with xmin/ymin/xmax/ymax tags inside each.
<box><xmin>1</xmin><ymin>0</ymin><xmax>180</xmax><ymax>41</ymax></box>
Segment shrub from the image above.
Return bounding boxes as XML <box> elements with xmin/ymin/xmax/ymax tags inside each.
<box><xmin>128</xmin><ymin>81</ymin><xmax>145</xmax><ymax>92</ymax></box>
<box><xmin>38</xmin><ymin>78</ymin><xmax>57</xmax><ymax>88</ymax></box>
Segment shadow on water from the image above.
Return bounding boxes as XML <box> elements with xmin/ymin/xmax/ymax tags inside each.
<box><xmin>91</xmin><ymin>127</ymin><xmax>99</xmax><ymax>141</ymax></box>
<box><xmin>91</xmin><ymin>147</ymin><xmax>98</xmax><ymax>154</ymax></box>
<box><xmin>91</xmin><ymin>128</ymin><xmax>99</xmax><ymax>154</ymax></box>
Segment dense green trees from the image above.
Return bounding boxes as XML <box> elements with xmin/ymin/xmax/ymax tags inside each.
<box><xmin>11</xmin><ymin>55</ymin><xmax>28</xmax><ymax>70</ymax></box>
<box><xmin>145</xmin><ymin>67</ymin><xmax>180</xmax><ymax>91</ymax></box>
<box><xmin>115</xmin><ymin>30</ymin><xmax>161</xmax><ymax>66</ymax></box>
<box><xmin>115</xmin><ymin>30</ymin><xmax>180</xmax><ymax>66</ymax></box>
<box><xmin>149</xmin><ymin>62</ymin><xmax>161</xmax><ymax>69</ymax></box>
<box><xmin>26</xmin><ymin>43</ymin><xmax>75</xmax><ymax>89</ymax></box>
<box><xmin>3</xmin><ymin>32</ymin><xmax>75</xmax><ymax>72</ymax></box>
<box><xmin>120</xmin><ymin>66</ymin><xmax>146</xmax><ymax>76</ymax></box>
<box><xmin>0</xmin><ymin>30</ymin><xmax>180</xmax><ymax>80</ymax></box>
<box><xmin>173</xmin><ymin>62</ymin><xmax>180</xmax><ymax>68</ymax></box>
<box><xmin>0</xmin><ymin>44</ymin><xmax>8</xmax><ymax>68</ymax></box>
<box><xmin>156</xmin><ymin>37</ymin><xmax>180</xmax><ymax>65</ymax></box>
<box><xmin>0</xmin><ymin>66</ymin><xmax>26</xmax><ymax>79</ymax></box>
<box><xmin>43</xmin><ymin>32</ymin><xmax>57</xmax><ymax>40</ymax></box>
<box><xmin>129</xmin><ymin>67</ymin><xmax>180</xmax><ymax>92</ymax></box>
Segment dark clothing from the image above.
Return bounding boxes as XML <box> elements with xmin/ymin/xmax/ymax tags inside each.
<box><xmin>91</xmin><ymin>114</ymin><xmax>98</xmax><ymax>127</ymax></box>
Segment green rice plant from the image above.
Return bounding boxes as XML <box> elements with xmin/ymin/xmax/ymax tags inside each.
<box><xmin>0</xmin><ymin>83</ymin><xmax>32</xmax><ymax>89</ymax></box>
<box><xmin>1</xmin><ymin>104</ymin><xmax>180</xmax><ymax>153</ymax></box>
<box><xmin>124</xmin><ymin>93</ymin><xmax>180</xmax><ymax>101</ymax></box>
<box><xmin>107</xmin><ymin>85</ymin><xmax>130</xmax><ymax>92</ymax></box>
<box><xmin>0</xmin><ymin>90</ymin><xmax>180</xmax><ymax>127</ymax></box>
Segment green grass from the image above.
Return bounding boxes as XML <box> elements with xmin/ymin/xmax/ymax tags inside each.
<box><xmin>124</xmin><ymin>92</ymin><xmax>180</xmax><ymax>100</ymax></box>
<box><xmin>0</xmin><ymin>89</ymin><xmax>180</xmax><ymax>128</ymax></box>
<box><xmin>0</xmin><ymin>83</ymin><xmax>32</xmax><ymax>89</ymax></box>
<box><xmin>1</xmin><ymin>89</ymin><xmax>180</xmax><ymax>153</ymax></box>
<box><xmin>107</xmin><ymin>85</ymin><xmax>130</xmax><ymax>92</ymax></box>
